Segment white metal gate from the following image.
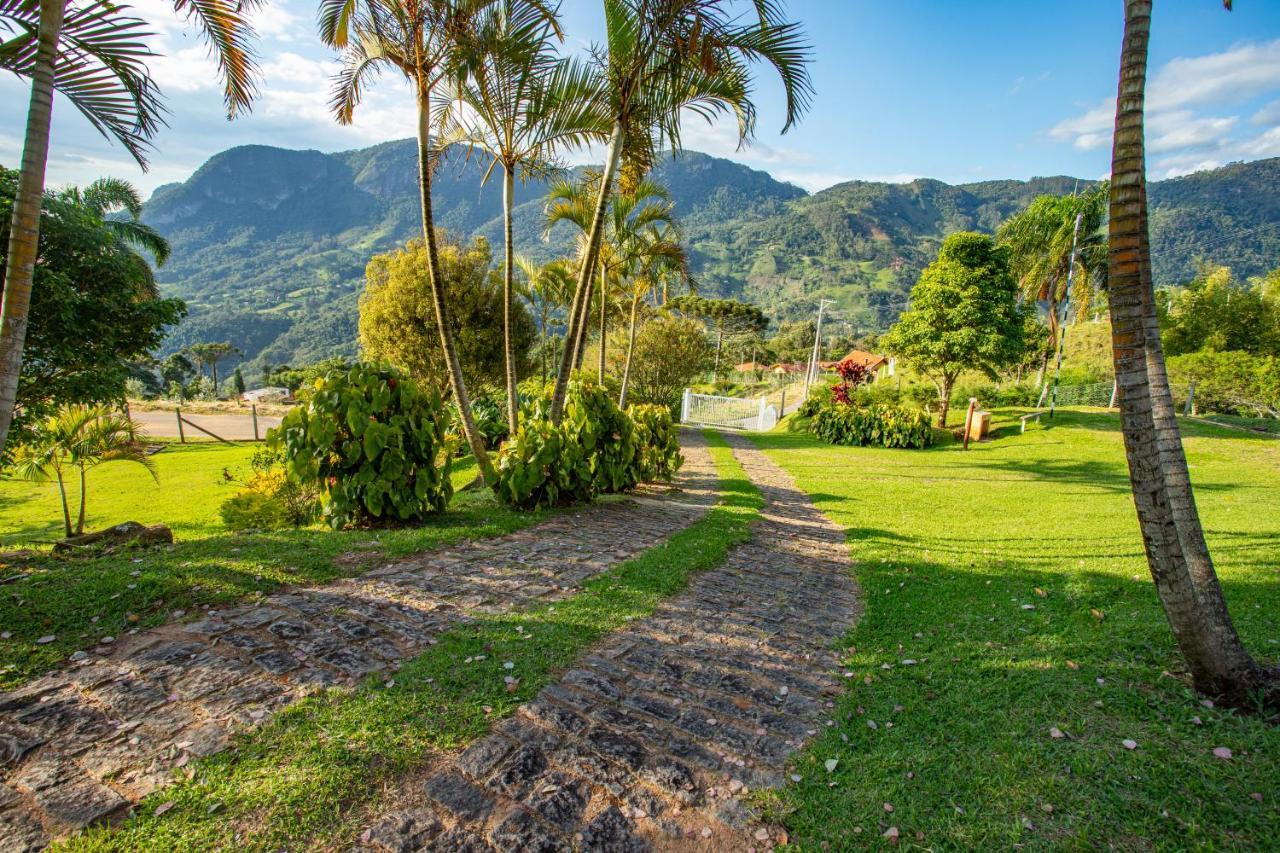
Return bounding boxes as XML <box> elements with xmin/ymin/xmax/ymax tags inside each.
<box><xmin>680</xmin><ymin>390</ymin><xmax>778</xmax><ymax>431</ymax></box>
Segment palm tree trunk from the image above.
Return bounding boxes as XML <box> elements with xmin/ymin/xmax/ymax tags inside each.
<box><xmin>1107</xmin><ymin>0</ymin><xmax>1271</xmax><ymax>704</ymax></box>
<box><xmin>597</xmin><ymin>267</ymin><xmax>608</xmax><ymax>382</ymax></box>
<box><xmin>619</xmin><ymin>292</ymin><xmax>641</xmax><ymax>408</ymax></box>
<box><xmin>501</xmin><ymin>166</ymin><xmax>519</xmax><ymax>434</ymax></box>
<box><xmin>55</xmin><ymin>469</ymin><xmax>72</xmax><ymax>538</ymax></box>
<box><xmin>0</xmin><ymin>0</ymin><xmax>66</xmax><ymax>458</ymax></box>
<box><xmin>550</xmin><ymin>122</ymin><xmax>624</xmax><ymax>422</ymax></box>
<box><xmin>415</xmin><ymin>83</ymin><xmax>494</xmax><ymax>481</ymax></box>
<box><xmin>76</xmin><ymin>462</ymin><xmax>87</xmax><ymax>535</ymax></box>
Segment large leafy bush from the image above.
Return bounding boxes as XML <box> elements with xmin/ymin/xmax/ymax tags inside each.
<box><xmin>272</xmin><ymin>364</ymin><xmax>455</xmax><ymax>527</ymax></box>
<box><xmin>810</xmin><ymin>402</ymin><xmax>934</xmax><ymax>449</ymax></box>
<box><xmin>1166</xmin><ymin>350</ymin><xmax>1280</xmax><ymax>417</ymax></box>
<box><xmin>493</xmin><ymin>379</ymin><xmax>639</xmax><ymax>509</ymax></box>
<box><xmin>627</xmin><ymin>403</ymin><xmax>683</xmax><ymax>483</ymax></box>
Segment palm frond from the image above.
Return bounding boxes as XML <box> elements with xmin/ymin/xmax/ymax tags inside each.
<box><xmin>171</xmin><ymin>0</ymin><xmax>260</xmax><ymax>117</ymax></box>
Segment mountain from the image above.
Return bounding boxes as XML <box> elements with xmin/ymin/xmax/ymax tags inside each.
<box><xmin>138</xmin><ymin>141</ymin><xmax>1280</xmax><ymax>371</ymax></box>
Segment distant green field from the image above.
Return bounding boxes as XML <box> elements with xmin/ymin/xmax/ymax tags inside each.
<box><xmin>0</xmin><ymin>443</ymin><xmax>539</xmax><ymax>687</ymax></box>
<box><xmin>752</xmin><ymin>409</ymin><xmax>1280</xmax><ymax>849</ymax></box>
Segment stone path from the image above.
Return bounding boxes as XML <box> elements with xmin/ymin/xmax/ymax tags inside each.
<box><xmin>0</xmin><ymin>436</ymin><xmax>717</xmax><ymax>852</ymax></box>
<box><xmin>358</xmin><ymin>432</ymin><xmax>860</xmax><ymax>852</ymax></box>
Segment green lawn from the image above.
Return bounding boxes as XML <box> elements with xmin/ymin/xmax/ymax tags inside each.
<box><xmin>751</xmin><ymin>409</ymin><xmax>1280</xmax><ymax>849</ymax></box>
<box><xmin>67</xmin><ymin>432</ymin><xmax>758</xmax><ymax>851</ymax></box>
<box><xmin>0</xmin><ymin>442</ymin><xmax>538</xmax><ymax>688</ymax></box>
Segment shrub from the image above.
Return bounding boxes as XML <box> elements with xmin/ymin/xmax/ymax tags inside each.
<box><xmin>272</xmin><ymin>363</ymin><xmax>456</xmax><ymax>527</ymax></box>
<box><xmin>457</xmin><ymin>393</ymin><xmax>509</xmax><ymax>450</ymax></box>
<box><xmin>492</xmin><ymin>378</ymin><xmax>637</xmax><ymax>509</ymax></box>
<box><xmin>810</xmin><ymin>402</ymin><xmax>934</xmax><ymax>449</ymax></box>
<box><xmin>1166</xmin><ymin>350</ymin><xmax>1280</xmax><ymax>417</ymax></box>
<box><xmin>628</xmin><ymin>403</ymin><xmax>683</xmax><ymax>482</ymax></box>
<box><xmin>220</xmin><ymin>445</ymin><xmax>319</xmax><ymax>530</ymax></box>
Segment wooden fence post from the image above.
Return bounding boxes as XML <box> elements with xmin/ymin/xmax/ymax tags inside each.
<box><xmin>1184</xmin><ymin>382</ymin><xmax>1196</xmax><ymax>416</ymax></box>
<box><xmin>175</xmin><ymin>407</ymin><xmax>185</xmax><ymax>443</ymax></box>
<box><xmin>962</xmin><ymin>397</ymin><xmax>978</xmax><ymax>451</ymax></box>
<box><xmin>252</xmin><ymin>404</ymin><xmax>259</xmax><ymax>441</ymax></box>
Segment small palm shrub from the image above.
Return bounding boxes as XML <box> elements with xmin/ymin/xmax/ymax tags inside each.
<box><xmin>272</xmin><ymin>363</ymin><xmax>455</xmax><ymax>527</ymax></box>
<box><xmin>566</xmin><ymin>380</ymin><xmax>637</xmax><ymax>494</ymax></box>
<box><xmin>627</xmin><ymin>403</ymin><xmax>683</xmax><ymax>482</ymax></box>
<box><xmin>810</xmin><ymin>402</ymin><xmax>934</xmax><ymax>449</ymax></box>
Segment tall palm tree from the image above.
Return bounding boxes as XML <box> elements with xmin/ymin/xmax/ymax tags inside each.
<box><xmin>1107</xmin><ymin>0</ymin><xmax>1275</xmax><ymax>705</ymax></box>
<box><xmin>13</xmin><ymin>402</ymin><xmax>156</xmax><ymax>537</ymax></box>
<box><xmin>546</xmin><ymin>174</ymin><xmax>677</xmax><ymax>382</ymax></box>
<box><xmin>618</xmin><ymin>222</ymin><xmax>689</xmax><ymax>407</ymax></box>
<box><xmin>997</xmin><ymin>183</ymin><xmax>1108</xmax><ymax>382</ymax></box>
<box><xmin>545</xmin><ymin>0</ymin><xmax>813</xmax><ymax>422</ymax></box>
<box><xmin>0</xmin><ymin>0</ymin><xmax>259</xmax><ymax>458</ymax></box>
<box><xmin>442</xmin><ymin>0</ymin><xmax>606</xmax><ymax>433</ymax></box>
<box><xmin>516</xmin><ymin>255</ymin><xmax>573</xmax><ymax>382</ymax></box>
<box><xmin>323</xmin><ymin>0</ymin><xmax>554</xmax><ymax>482</ymax></box>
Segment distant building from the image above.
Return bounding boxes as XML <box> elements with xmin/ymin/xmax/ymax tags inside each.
<box><xmin>242</xmin><ymin>386</ymin><xmax>291</xmax><ymax>403</ymax></box>
<box><xmin>837</xmin><ymin>350</ymin><xmax>894</xmax><ymax>381</ymax></box>
<box><xmin>771</xmin><ymin>362</ymin><xmax>806</xmax><ymax>376</ymax></box>
<box><xmin>735</xmin><ymin>361</ymin><xmax>770</xmax><ymax>374</ymax></box>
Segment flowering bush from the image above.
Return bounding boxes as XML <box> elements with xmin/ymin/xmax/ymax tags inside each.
<box><xmin>271</xmin><ymin>363</ymin><xmax>455</xmax><ymax>527</ymax></box>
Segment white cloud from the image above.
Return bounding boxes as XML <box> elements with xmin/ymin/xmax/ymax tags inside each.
<box><xmin>1048</xmin><ymin>39</ymin><xmax>1280</xmax><ymax>175</ymax></box>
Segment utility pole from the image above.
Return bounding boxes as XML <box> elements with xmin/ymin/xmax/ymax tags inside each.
<box><xmin>1048</xmin><ymin>212</ymin><xmax>1083</xmax><ymax>419</ymax></box>
<box><xmin>804</xmin><ymin>298</ymin><xmax>836</xmax><ymax>398</ymax></box>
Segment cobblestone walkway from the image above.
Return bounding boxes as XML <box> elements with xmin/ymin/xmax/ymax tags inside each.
<box><xmin>0</xmin><ymin>436</ymin><xmax>717</xmax><ymax>852</ymax></box>
<box><xmin>358</xmin><ymin>432</ymin><xmax>860</xmax><ymax>852</ymax></box>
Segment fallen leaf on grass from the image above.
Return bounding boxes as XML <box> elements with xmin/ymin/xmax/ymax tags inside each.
<box><xmin>1065</xmin><ymin>660</ymin><xmax>1079</xmax><ymax>670</ymax></box>
<box><xmin>1034</xmin><ymin>588</ymin><xmax>1047</xmax><ymax>597</ymax></box>
<box><xmin>1090</xmin><ymin>609</ymin><xmax>1104</xmax><ymax>622</ymax></box>
<box><xmin>1212</xmin><ymin>746</ymin><xmax>1233</xmax><ymax>760</ymax></box>
<box><xmin>154</xmin><ymin>802</ymin><xmax>175</xmax><ymax>817</ymax></box>
<box><xmin>1122</xmin><ymin>739</ymin><xmax>1137</xmax><ymax>750</ymax></box>
<box><xmin>883</xmin><ymin>826</ymin><xmax>899</xmax><ymax>843</ymax></box>
<box><xmin>1049</xmin><ymin>727</ymin><xmax>1065</xmax><ymax>740</ymax></box>
<box><xmin>824</xmin><ymin>759</ymin><xmax>838</xmax><ymax>773</ymax></box>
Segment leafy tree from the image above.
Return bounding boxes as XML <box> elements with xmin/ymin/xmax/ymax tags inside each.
<box><xmin>1157</xmin><ymin>264</ymin><xmax>1279</xmax><ymax>357</ymax></box>
<box><xmin>160</xmin><ymin>353</ymin><xmax>196</xmax><ymax>400</ymax></box>
<box><xmin>358</xmin><ymin>235</ymin><xmax>535</xmax><ymax>391</ymax></box>
<box><xmin>0</xmin><ymin>167</ymin><xmax>186</xmax><ymax>448</ymax></box>
<box><xmin>323</xmin><ymin>0</ymin><xmax>554</xmax><ymax>482</ymax></box>
<box><xmin>232</xmin><ymin>366</ymin><xmax>247</xmax><ymax>399</ymax></box>
<box><xmin>547</xmin><ymin>0</ymin><xmax>813</xmax><ymax>422</ymax></box>
<box><xmin>880</xmin><ymin>232</ymin><xmax>1027</xmax><ymax>426</ymax></box>
<box><xmin>667</xmin><ymin>295</ymin><xmax>767</xmax><ymax>380</ymax></box>
<box><xmin>0</xmin><ymin>0</ymin><xmax>259</xmax><ymax>458</ymax></box>
<box><xmin>618</xmin><ymin>224</ymin><xmax>690</xmax><ymax>408</ymax></box>
<box><xmin>265</xmin><ymin>358</ymin><xmax>353</xmax><ymax>393</ymax></box>
<box><xmin>12</xmin><ymin>403</ymin><xmax>156</xmax><ymax>537</ymax></box>
<box><xmin>443</xmin><ymin>0</ymin><xmax>605</xmax><ymax>432</ymax></box>
<box><xmin>1104</xmin><ymin>0</ymin><xmax>1276</xmax><ymax>706</ymax></box>
<box><xmin>605</xmin><ymin>315</ymin><xmax>710</xmax><ymax>412</ymax></box>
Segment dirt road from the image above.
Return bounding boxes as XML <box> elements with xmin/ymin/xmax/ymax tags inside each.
<box><xmin>132</xmin><ymin>408</ymin><xmax>282</xmax><ymax>441</ymax></box>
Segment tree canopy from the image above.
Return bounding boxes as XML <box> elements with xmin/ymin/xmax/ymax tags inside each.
<box><xmin>358</xmin><ymin>235</ymin><xmax>535</xmax><ymax>392</ymax></box>
<box><xmin>1157</xmin><ymin>264</ymin><xmax>1279</xmax><ymax>357</ymax></box>
<box><xmin>881</xmin><ymin>232</ymin><xmax>1027</xmax><ymax>425</ymax></box>
<box><xmin>0</xmin><ymin>167</ymin><xmax>185</xmax><ymax>448</ymax></box>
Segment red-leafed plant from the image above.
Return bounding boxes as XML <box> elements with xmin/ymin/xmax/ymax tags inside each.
<box><xmin>831</xmin><ymin>361</ymin><xmax>872</xmax><ymax>406</ymax></box>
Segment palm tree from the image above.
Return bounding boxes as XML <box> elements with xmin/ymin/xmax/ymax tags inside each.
<box><xmin>546</xmin><ymin>173</ymin><xmax>679</xmax><ymax>382</ymax></box>
<box><xmin>1106</xmin><ymin>0</ymin><xmax>1275</xmax><ymax>705</ymax></box>
<box><xmin>997</xmin><ymin>183</ymin><xmax>1108</xmax><ymax>384</ymax></box>
<box><xmin>545</xmin><ymin>0</ymin><xmax>814</xmax><ymax>423</ymax></box>
<box><xmin>323</xmin><ymin>0</ymin><xmax>553</xmax><ymax>482</ymax></box>
<box><xmin>13</xmin><ymin>403</ymin><xmax>156</xmax><ymax>537</ymax></box>
<box><xmin>618</xmin><ymin>222</ymin><xmax>689</xmax><ymax>407</ymax></box>
<box><xmin>0</xmin><ymin>0</ymin><xmax>260</xmax><ymax>458</ymax></box>
<box><xmin>515</xmin><ymin>255</ymin><xmax>573</xmax><ymax>382</ymax></box>
<box><xmin>442</xmin><ymin>0</ymin><xmax>607</xmax><ymax>433</ymax></box>
<box><xmin>58</xmin><ymin>176</ymin><xmax>171</xmax><ymax>297</ymax></box>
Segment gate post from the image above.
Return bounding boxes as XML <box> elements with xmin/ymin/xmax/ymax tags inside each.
<box><xmin>681</xmin><ymin>388</ymin><xmax>691</xmax><ymax>423</ymax></box>
<box><xmin>757</xmin><ymin>397</ymin><xmax>768</xmax><ymax>431</ymax></box>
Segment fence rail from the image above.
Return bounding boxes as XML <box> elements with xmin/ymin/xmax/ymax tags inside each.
<box><xmin>680</xmin><ymin>390</ymin><xmax>778</xmax><ymax>431</ymax></box>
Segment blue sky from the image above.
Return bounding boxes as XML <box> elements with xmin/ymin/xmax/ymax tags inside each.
<box><xmin>4</xmin><ymin>0</ymin><xmax>1280</xmax><ymax>195</ymax></box>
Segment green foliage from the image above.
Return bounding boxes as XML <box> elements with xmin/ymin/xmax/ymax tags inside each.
<box><xmin>272</xmin><ymin>364</ymin><xmax>455</xmax><ymax>527</ymax></box>
<box><xmin>358</xmin><ymin>234</ymin><xmax>535</xmax><ymax>392</ymax></box>
<box><xmin>462</xmin><ymin>394</ymin><xmax>510</xmax><ymax>451</ymax></box>
<box><xmin>219</xmin><ymin>446</ymin><xmax>318</xmax><ymax>530</ymax></box>
<box><xmin>613</xmin><ymin>315</ymin><xmax>712</xmax><ymax>412</ymax></box>
<box><xmin>0</xmin><ymin>166</ymin><xmax>186</xmax><ymax>448</ymax></box>
<box><xmin>265</xmin><ymin>358</ymin><xmax>352</xmax><ymax>394</ymax></box>
<box><xmin>881</xmin><ymin>232</ymin><xmax>1028</xmax><ymax>422</ymax></box>
<box><xmin>1158</xmin><ymin>264</ymin><xmax>1280</xmax><ymax>357</ymax></box>
<box><xmin>493</xmin><ymin>380</ymin><xmax>638</xmax><ymax>509</ymax></box>
<box><xmin>627</xmin><ymin>404</ymin><xmax>683</xmax><ymax>482</ymax></box>
<box><xmin>809</xmin><ymin>401</ymin><xmax>934</xmax><ymax>449</ymax></box>
<box><xmin>1167</xmin><ymin>350</ymin><xmax>1280</xmax><ymax>418</ymax></box>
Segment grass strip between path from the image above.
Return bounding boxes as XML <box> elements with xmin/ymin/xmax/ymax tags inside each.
<box><xmin>66</xmin><ymin>431</ymin><xmax>761</xmax><ymax>852</ymax></box>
